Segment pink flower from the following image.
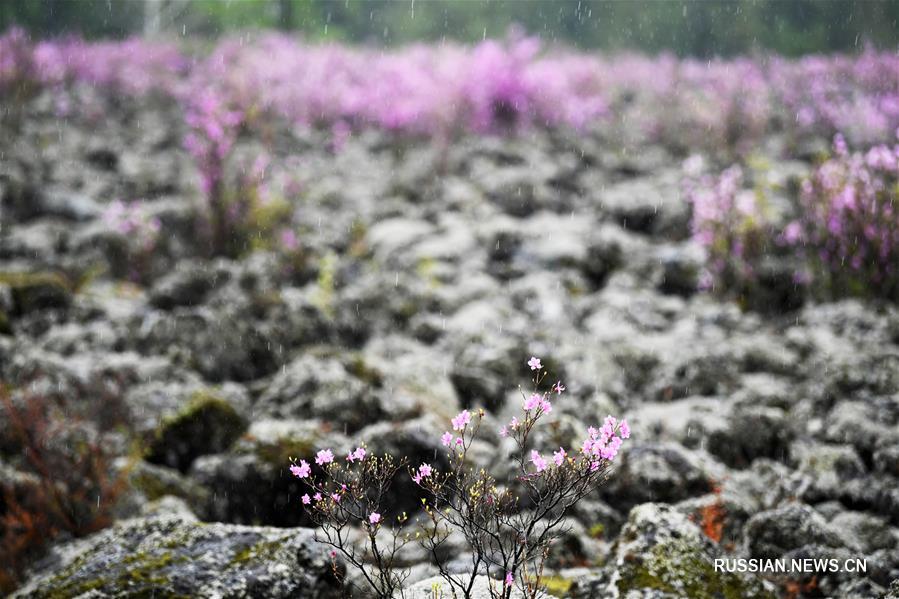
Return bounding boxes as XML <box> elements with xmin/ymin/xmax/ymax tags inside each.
<box><xmin>280</xmin><ymin>228</ymin><xmax>299</xmax><ymax>252</ymax></box>
<box><xmin>346</xmin><ymin>447</ymin><xmax>366</xmax><ymax>462</ymax></box>
<box><xmin>539</xmin><ymin>397</ymin><xmax>552</xmax><ymax>413</ymax></box>
<box><xmin>524</xmin><ymin>393</ymin><xmax>542</xmax><ymax>411</ymax></box>
<box><xmin>454</xmin><ymin>437</ymin><xmax>463</xmax><ymax>447</ymax></box>
<box><xmin>505</xmin><ymin>571</ymin><xmax>514</xmax><ymax>587</ymax></box>
<box><xmin>315</xmin><ymin>449</ymin><xmax>334</xmax><ymax>465</ymax></box>
<box><xmin>499</xmin><ymin>426</ymin><xmax>508</xmax><ymax>437</ymax></box>
<box><xmin>369</xmin><ymin>512</ymin><xmax>381</xmax><ymax>525</ymax></box>
<box><xmin>590</xmin><ymin>461</ymin><xmax>600</xmax><ymax>472</ymax></box>
<box><xmin>509</xmin><ymin>416</ymin><xmax>519</xmax><ymax>430</ymax></box>
<box><xmin>441</xmin><ymin>432</ymin><xmax>453</xmax><ymax>446</ymax></box>
<box><xmin>329</xmin><ymin>549</ymin><xmax>337</xmax><ymax>559</ymax></box>
<box><xmin>331</xmin><ymin>493</ymin><xmax>341</xmax><ymax>503</ymax></box>
<box><xmin>530</xmin><ymin>450</ymin><xmax>547</xmax><ymax>473</ymax></box>
<box><xmin>313</xmin><ymin>492</ymin><xmax>322</xmax><ymax>501</ymax></box>
<box><xmin>619</xmin><ymin>420</ymin><xmax>631</xmax><ymax>439</ymax></box>
<box><xmin>581</xmin><ymin>438</ymin><xmax>594</xmax><ymax>455</ymax></box>
<box><xmin>451</xmin><ymin>410</ymin><xmax>471</xmax><ymax>431</ymax></box>
<box><xmin>418</xmin><ymin>463</ymin><xmax>433</xmax><ymax>478</ymax></box>
<box><xmin>553</xmin><ymin>447</ymin><xmax>567</xmax><ymax>466</ymax></box>
<box><xmin>290</xmin><ymin>460</ymin><xmax>311</xmax><ymax>479</ymax></box>
<box><xmin>527</xmin><ymin>356</ymin><xmax>542</xmax><ymax>371</ymax></box>
<box><xmin>301</xmin><ymin>494</ymin><xmax>311</xmax><ymax>505</ymax></box>
<box><xmin>552</xmin><ymin>381</ymin><xmax>566</xmax><ymax>394</ymax></box>
<box><xmin>602</xmin><ymin>415</ymin><xmax>618</xmax><ymax>437</ymax></box>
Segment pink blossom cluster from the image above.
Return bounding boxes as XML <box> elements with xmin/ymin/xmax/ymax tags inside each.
<box><xmin>0</xmin><ymin>28</ymin><xmax>34</xmax><ymax>94</ymax></box>
<box><xmin>182</xmin><ymin>89</ymin><xmax>242</xmax><ymax>200</ymax></box>
<box><xmin>684</xmin><ymin>162</ymin><xmax>772</xmax><ymax>293</ymax></box>
<box><xmin>6</xmin><ymin>28</ymin><xmax>899</xmax><ymax>149</ymax></box>
<box><xmin>194</xmin><ymin>31</ymin><xmax>608</xmax><ymax>137</ymax></box>
<box><xmin>0</xmin><ymin>28</ymin><xmax>186</xmax><ymax>100</ymax></box>
<box><xmin>786</xmin><ymin>135</ymin><xmax>899</xmax><ymax>297</ymax></box>
<box><xmin>102</xmin><ymin>200</ymin><xmax>162</xmax><ymax>251</ymax></box>
<box><xmin>770</xmin><ymin>49</ymin><xmax>899</xmax><ymax>146</ymax></box>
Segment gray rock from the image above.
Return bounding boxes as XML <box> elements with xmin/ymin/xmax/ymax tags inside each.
<box><xmin>135</xmin><ymin>307</ymin><xmax>282</xmax><ymax>381</ymax></box>
<box><xmin>600</xmin><ymin>443</ymin><xmax>716</xmax><ymax>510</ymax></box>
<box><xmin>583</xmin><ymin>225</ymin><xmax>627</xmax><ymax>286</ymax></box>
<box><xmin>149</xmin><ymin>260</ymin><xmax>223</xmax><ymax>309</ymax></box>
<box><xmin>13</xmin><ymin>515</ymin><xmax>343</xmax><ymax>598</ymax></box>
<box><xmin>744</xmin><ymin>503</ymin><xmax>847</xmax><ymax>559</ymax></box>
<box><xmin>597</xmin><ymin>172</ymin><xmax>689</xmax><ymax>238</ymax></box>
<box><xmin>705</xmin><ymin>406</ymin><xmax>795</xmax><ymax>468</ymax></box>
<box><xmin>450</xmin><ymin>335</ymin><xmax>523</xmax><ymax>412</ymax></box>
<box><xmin>831</xmin><ymin>511</ymin><xmax>897</xmax><ymax>553</ymax></box>
<box><xmin>255</xmin><ymin>354</ymin><xmax>382</xmax><ymax>433</ymax></box>
<box><xmin>655</xmin><ymin>243</ymin><xmax>703</xmax><ymax>296</ymax></box>
<box><xmin>189</xmin><ymin>418</ymin><xmax>348</xmax><ymax>527</ymax></box>
<box><xmin>40</xmin><ymin>188</ymin><xmax>103</xmax><ymax>221</ymax></box>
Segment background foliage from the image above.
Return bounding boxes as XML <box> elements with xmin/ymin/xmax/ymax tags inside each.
<box><xmin>3</xmin><ymin>0</ymin><xmax>899</xmax><ymax>57</ymax></box>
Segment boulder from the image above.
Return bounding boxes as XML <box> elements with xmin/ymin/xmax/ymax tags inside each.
<box><xmin>13</xmin><ymin>515</ymin><xmax>343</xmax><ymax>598</ymax></box>
<box><xmin>598</xmin><ymin>503</ymin><xmax>775</xmax><ymax>598</ymax></box>
<box><xmin>743</xmin><ymin>503</ymin><xmax>846</xmax><ymax>559</ymax></box>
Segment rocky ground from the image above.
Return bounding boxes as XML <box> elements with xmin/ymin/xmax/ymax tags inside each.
<box><xmin>2</xmin><ymin>93</ymin><xmax>899</xmax><ymax>598</ymax></box>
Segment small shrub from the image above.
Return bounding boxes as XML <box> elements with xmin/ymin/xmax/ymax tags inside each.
<box><xmin>290</xmin><ymin>356</ymin><xmax>629</xmax><ymax>599</ymax></box>
<box><xmin>183</xmin><ymin>88</ymin><xmax>243</xmax><ymax>256</ymax></box>
<box><xmin>786</xmin><ymin>135</ymin><xmax>899</xmax><ymax>300</ymax></box>
<box><xmin>101</xmin><ymin>200</ymin><xmax>161</xmax><ymax>283</ymax></box>
<box><xmin>684</xmin><ymin>160</ymin><xmax>775</xmax><ymax>298</ymax></box>
<box><xmin>0</xmin><ymin>389</ymin><xmax>126</xmax><ymax>593</ymax></box>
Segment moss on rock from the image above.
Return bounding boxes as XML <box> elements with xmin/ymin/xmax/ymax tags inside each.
<box><xmin>612</xmin><ymin>503</ymin><xmax>775</xmax><ymax>599</ymax></box>
<box><xmin>144</xmin><ymin>389</ymin><xmax>247</xmax><ymax>472</ymax></box>
<box><xmin>0</xmin><ymin>271</ymin><xmax>72</xmax><ymax>315</ymax></box>
<box><xmin>15</xmin><ymin>515</ymin><xmax>343</xmax><ymax>598</ymax></box>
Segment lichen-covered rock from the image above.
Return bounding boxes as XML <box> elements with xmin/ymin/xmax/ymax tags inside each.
<box><xmin>135</xmin><ymin>307</ymin><xmax>283</xmax><ymax>381</ymax></box>
<box><xmin>189</xmin><ymin>418</ymin><xmax>348</xmax><ymax>527</ymax></box>
<box><xmin>255</xmin><ymin>354</ymin><xmax>382</xmax><ymax>433</ymax></box>
<box><xmin>144</xmin><ymin>388</ymin><xmax>248</xmax><ymax>472</ymax></box>
<box><xmin>744</xmin><ymin>503</ymin><xmax>847</xmax><ymax>559</ymax></box>
<box><xmin>13</xmin><ymin>515</ymin><xmax>343</xmax><ymax>598</ymax></box>
<box><xmin>705</xmin><ymin>405</ymin><xmax>795</xmax><ymax>468</ymax></box>
<box><xmin>148</xmin><ymin>259</ymin><xmax>223</xmax><ymax>309</ymax></box>
<box><xmin>605</xmin><ymin>503</ymin><xmax>776</xmax><ymax>599</ymax></box>
<box><xmin>0</xmin><ymin>271</ymin><xmax>72</xmax><ymax>316</ymax></box>
<box><xmin>600</xmin><ymin>443</ymin><xmax>716</xmax><ymax>510</ymax></box>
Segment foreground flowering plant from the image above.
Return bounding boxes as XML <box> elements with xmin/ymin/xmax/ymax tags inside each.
<box><xmin>290</xmin><ymin>357</ymin><xmax>629</xmax><ymax>598</ymax></box>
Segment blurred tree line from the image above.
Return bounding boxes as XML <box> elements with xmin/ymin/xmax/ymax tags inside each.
<box><xmin>2</xmin><ymin>0</ymin><xmax>898</xmax><ymax>57</ymax></box>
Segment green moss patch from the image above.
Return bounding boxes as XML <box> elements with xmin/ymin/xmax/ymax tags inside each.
<box><xmin>145</xmin><ymin>390</ymin><xmax>247</xmax><ymax>472</ymax></box>
<box><xmin>0</xmin><ymin>271</ymin><xmax>72</xmax><ymax>315</ymax></box>
<box><xmin>617</xmin><ymin>539</ymin><xmax>775</xmax><ymax>599</ymax></box>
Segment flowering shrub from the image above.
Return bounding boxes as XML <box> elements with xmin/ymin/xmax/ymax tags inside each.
<box><xmin>182</xmin><ymin>89</ymin><xmax>244</xmax><ymax>256</ymax></box>
<box><xmin>101</xmin><ymin>200</ymin><xmax>162</xmax><ymax>283</ymax></box>
<box><xmin>770</xmin><ymin>50</ymin><xmax>899</xmax><ymax>146</ymax></box>
<box><xmin>684</xmin><ymin>160</ymin><xmax>774</xmax><ymax>296</ymax></box>
<box><xmin>786</xmin><ymin>135</ymin><xmax>899</xmax><ymax>299</ymax></box>
<box><xmin>0</xmin><ymin>28</ymin><xmax>34</xmax><ymax>96</ymax></box>
<box><xmin>5</xmin><ymin>27</ymin><xmax>899</xmax><ymax>151</ymax></box>
<box><xmin>291</xmin><ymin>357</ymin><xmax>629</xmax><ymax>598</ymax></box>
